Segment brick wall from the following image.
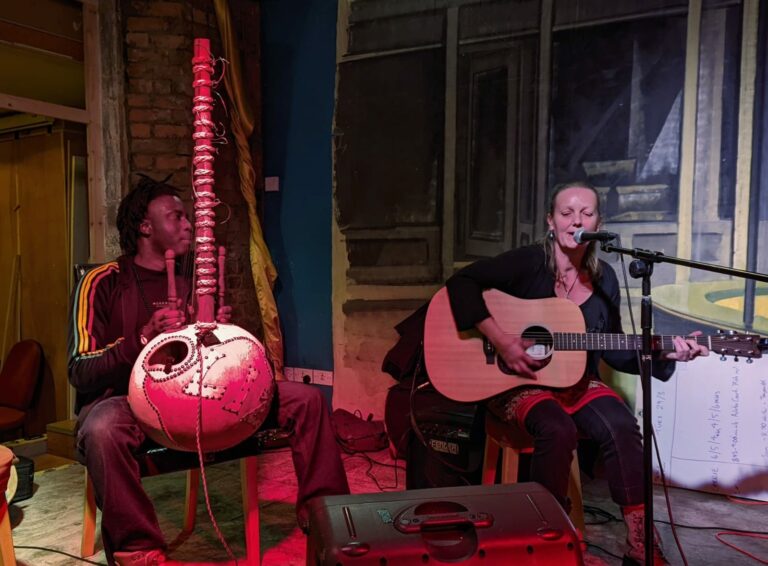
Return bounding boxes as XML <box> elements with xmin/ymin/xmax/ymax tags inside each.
<box><xmin>120</xmin><ymin>0</ymin><xmax>263</xmax><ymax>336</ymax></box>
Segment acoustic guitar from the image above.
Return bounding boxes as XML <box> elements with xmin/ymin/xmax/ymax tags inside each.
<box><xmin>424</xmin><ymin>287</ymin><xmax>767</xmax><ymax>403</ymax></box>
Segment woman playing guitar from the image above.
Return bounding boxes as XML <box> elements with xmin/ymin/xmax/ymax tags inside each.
<box><xmin>445</xmin><ymin>181</ymin><xmax>709</xmax><ymax>565</ymax></box>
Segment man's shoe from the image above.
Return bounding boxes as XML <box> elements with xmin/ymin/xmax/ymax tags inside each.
<box><xmin>113</xmin><ymin>549</ymin><xmax>186</xmax><ymax>566</ymax></box>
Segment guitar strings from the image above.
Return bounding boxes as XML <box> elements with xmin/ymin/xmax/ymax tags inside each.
<box><xmin>495</xmin><ymin>332</ymin><xmax>719</xmax><ymax>342</ymax></box>
<box><xmin>494</xmin><ymin>332</ymin><xmax>712</xmax><ymax>341</ymax></box>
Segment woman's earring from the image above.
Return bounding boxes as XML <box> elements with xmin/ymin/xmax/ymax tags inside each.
<box><xmin>547</xmin><ymin>229</ymin><xmax>555</xmax><ymax>241</ymax></box>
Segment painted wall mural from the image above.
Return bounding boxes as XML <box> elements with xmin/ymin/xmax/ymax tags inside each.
<box><xmin>333</xmin><ymin>0</ymin><xmax>768</xmax><ymax>498</ymax></box>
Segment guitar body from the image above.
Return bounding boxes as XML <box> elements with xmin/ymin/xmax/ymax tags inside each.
<box><xmin>424</xmin><ymin>288</ymin><xmax>585</xmax><ymax>402</ymax></box>
<box><xmin>425</xmin><ymin>287</ymin><xmax>766</xmax><ymax>402</ymax></box>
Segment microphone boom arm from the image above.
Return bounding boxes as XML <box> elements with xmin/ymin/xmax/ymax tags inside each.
<box><xmin>601</xmin><ymin>242</ymin><xmax>768</xmax><ymax>283</ymax></box>
<box><xmin>599</xmin><ymin>238</ymin><xmax>768</xmax><ymax>566</ymax></box>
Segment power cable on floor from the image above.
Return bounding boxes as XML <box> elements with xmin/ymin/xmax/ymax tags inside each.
<box><xmin>583</xmin><ymin>504</ymin><xmax>621</xmax><ymax>525</ymax></box>
<box><xmin>342</xmin><ymin>451</ymin><xmax>405</xmax><ymax>492</ymax></box>
<box><xmin>13</xmin><ymin>545</ymin><xmax>107</xmax><ymax>565</ymax></box>
<box><xmin>585</xmin><ymin>501</ymin><xmax>768</xmax><ymax>563</ymax></box>
<box><xmin>584</xmin><ymin>541</ymin><xmax>623</xmax><ymax>561</ymax></box>
<box><xmin>714</xmin><ymin>532</ymin><xmax>768</xmax><ymax>564</ymax></box>
<box><xmin>586</xmin><ymin>502</ymin><xmax>768</xmax><ymax>536</ymax></box>
<box><xmin>651</xmin><ymin>427</ymin><xmax>689</xmax><ymax>566</ymax></box>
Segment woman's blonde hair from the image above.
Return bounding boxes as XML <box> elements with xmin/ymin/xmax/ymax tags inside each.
<box><xmin>542</xmin><ymin>181</ymin><xmax>602</xmax><ymax>282</ymax></box>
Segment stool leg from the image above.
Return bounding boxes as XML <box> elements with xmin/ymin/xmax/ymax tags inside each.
<box><xmin>567</xmin><ymin>450</ymin><xmax>585</xmax><ymax>532</ymax></box>
<box><xmin>482</xmin><ymin>436</ymin><xmax>500</xmax><ymax>485</ymax></box>
<box><xmin>242</xmin><ymin>457</ymin><xmax>260</xmax><ymax>565</ymax></box>
<box><xmin>183</xmin><ymin>469</ymin><xmax>200</xmax><ymax>533</ymax></box>
<box><xmin>0</xmin><ymin>494</ymin><xmax>16</xmax><ymax>566</ymax></box>
<box><xmin>500</xmin><ymin>447</ymin><xmax>520</xmax><ymax>484</ymax></box>
<box><xmin>81</xmin><ymin>470</ymin><xmax>97</xmax><ymax>558</ymax></box>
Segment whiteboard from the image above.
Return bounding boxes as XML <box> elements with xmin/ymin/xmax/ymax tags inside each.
<box><xmin>635</xmin><ymin>354</ymin><xmax>768</xmax><ymax>501</ymax></box>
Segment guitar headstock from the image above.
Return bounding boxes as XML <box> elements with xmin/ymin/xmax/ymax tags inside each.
<box><xmin>712</xmin><ymin>330</ymin><xmax>768</xmax><ymax>362</ymax></box>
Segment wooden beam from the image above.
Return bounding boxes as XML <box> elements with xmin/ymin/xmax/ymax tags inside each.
<box><xmin>535</xmin><ymin>0</ymin><xmax>554</xmax><ymax>235</ymax></box>
<box><xmin>675</xmin><ymin>0</ymin><xmax>702</xmax><ymax>283</ymax></box>
<box><xmin>441</xmin><ymin>6</ymin><xmax>458</xmax><ymax>280</ymax></box>
<box><xmin>0</xmin><ymin>92</ymin><xmax>88</xmax><ymax>124</ymax></box>
<box><xmin>336</xmin><ymin>0</ymin><xmax>349</xmax><ymax>58</ymax></box>
<box><xmin>82</xmin><ymin>3</ymin><xmax>106</xmax><ymax>263</ymax></box>
<box><xmin>349</xmin><ymin>0</ymin><xmax>486</xmax><ymax>23</ymax></box>
<box><xmin>0</xmin><ymin>20</ymin><xmax>83</xmax><ymax>61</ymax></box>
<box><xmin>95</xmin><ymin>0</ymin><xmax>129</xmax><ymax>258</ymax></box>
<box><xmin>340</xmin><ymin>43</ymin><xmax>442</xmax><ymax>63</ymax></box>
<box><xmin>732</xmin><ymin>0</ymin><xmax>759</xmax><ymax>270</ymax></box>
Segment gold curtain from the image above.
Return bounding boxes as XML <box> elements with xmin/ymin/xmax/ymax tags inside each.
<box><xmin>213</xmin><ymin>0</ymin><xmax>284</xmax><ymax>380</ymax></box>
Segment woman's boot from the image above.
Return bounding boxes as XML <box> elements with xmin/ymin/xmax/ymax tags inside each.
<box><xmin>621</xmin><ymin>504</ymin><xmax>669</xmax><ymax>565</ymax></box>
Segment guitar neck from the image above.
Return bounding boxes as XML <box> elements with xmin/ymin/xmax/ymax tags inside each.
<box><xmin>553</xmin><ymin>333</ymin><xmax>710</xmax><ymax>352</ymax></box>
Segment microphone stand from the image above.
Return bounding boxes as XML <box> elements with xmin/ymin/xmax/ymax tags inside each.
<box><xmin>599</xmin><ymin>241</ymin><xmax>768</xmax><ymax>566</ymax></box>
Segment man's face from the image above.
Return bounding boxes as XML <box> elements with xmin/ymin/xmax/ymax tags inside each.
<box><xmin>141</xmin><ymin>194</ymin><xmax>193</xmax><ymax>257</ymax></box>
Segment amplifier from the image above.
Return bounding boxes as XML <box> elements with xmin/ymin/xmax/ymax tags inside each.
<box><xmin>11</xmin><ymin>454</ymin><xmax>34</xmax><ymax>503</ymax></box>
<box><xmin>385</xmin><ymin>379</ymin><xmax>485</xmax><ymax>489</ymax></box>
<box><xmin>306</xmin><ymin>482</ymin><xmax>583</xmax><ymax>565</ymax></box>
<box><xmin>413</xmin><ymin>398</ymin><xmax>485</xmax><ymax>473</ymax></box>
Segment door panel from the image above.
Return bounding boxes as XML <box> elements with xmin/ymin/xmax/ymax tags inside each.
<box><xmin>0</xmin><ymin>140</ymin><xmax>19</xmax><ymax>360</ymax></box>
<box><xmin>17</xmin><ymin>131</ymin><xmax>70</xmax><ymax>421</ymax></box>
<box><xmin>457</xmin><ymin>38</ymin><xmax>538</xmax><ymax>259</ymax></box>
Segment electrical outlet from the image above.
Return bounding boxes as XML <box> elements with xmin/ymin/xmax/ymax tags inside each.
<box><xmin>283</xmin><ymin>366</ymin><xmax>297</xmax><ymax>382</ymax></box>
<box><xmin>283</xmin><ymin>367</ymin><xmax>333</xmax><ymax>386</ymax></box>
<box><xmin>284</xmin><ymin>366</ymin><xmax>312</xmax><ymax>383</ymax></box>
<box><xmin>265</xmin><ymin>176</ymin><xmax>280</xmax><ymax>192</ymax></box>
<box><xmin>298</xmin><ymin>368</ymin><xmax>314</xmax><ymax>385</ymax></box>
<box><xmin>313</xmin><ymin>369</ymin><xmax>334</xmax><ymax>386</ymax></box>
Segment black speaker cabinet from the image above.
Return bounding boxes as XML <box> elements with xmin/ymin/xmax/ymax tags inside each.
<box><xmin>306</xmin><ymin>482</ymin><xmax>582</xmax><ymax>565</ymax></box>
<box><xmin>11</xmin><ymin>454</ymin><xmax>34</xmax><ymax>503</ymax></box>
<box><xmin>385</xmin><ymin>378</ymin><xmax>485</xmax><ymax>489</ymax></box>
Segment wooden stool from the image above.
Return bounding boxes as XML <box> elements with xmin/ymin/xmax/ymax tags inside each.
<box><xmin>0</xmin><ymin>445</ymin><xmax>17</xmax><ymax>566</ymax></box>
<box><xmin>81</xmin><ymin>428</ymin><xmax>290</xmax><ymax>564</ymax></box>
<box><xmin>482</xmin><ymin>411</ymin><xmax>585</xmax><ymax>532</ymax></box>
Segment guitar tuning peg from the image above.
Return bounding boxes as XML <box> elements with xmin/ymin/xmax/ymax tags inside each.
<box><xmin>733</xmin><ymin>356</ymin><xmax>739</xmax><ymax>362</ymax></box>
<box><xmin>716</xmin><ymin>329</ymin><xmax>724</xmax><ymax>334</ymax></box>
<box><xmin>720</xmin><ymin>354</ymin><xmax>727</xmax><ymax>361</ymax></box>
<box><xmin>747</xmin><ymin>357</ymin><xmax>754</xmax><ymax>364</ymax></box>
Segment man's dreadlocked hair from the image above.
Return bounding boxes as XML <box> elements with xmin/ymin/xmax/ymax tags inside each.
<box><xmin>117</xmin><ymin>174</ymin><xmax>181</xmax><ymax>256</ymax></box>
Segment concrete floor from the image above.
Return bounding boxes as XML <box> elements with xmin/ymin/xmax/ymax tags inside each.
<box><xmin>8</xmin><ymin>445</ymin><xmax>768</xmax><ymax>565</ymax></box>
<box><xmin>582</xmin><ymin>476</ymin><xmax>768</xmax><ymax>565</ymax></box>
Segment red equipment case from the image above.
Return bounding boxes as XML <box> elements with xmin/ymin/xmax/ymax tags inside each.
<box><xmin>306</xmin><ymin>482</ymin><xmax>583</xmax><ymax>565</ymax></box>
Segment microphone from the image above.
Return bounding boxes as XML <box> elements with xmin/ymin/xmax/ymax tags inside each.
<box><xmin>573</xmin><ymin>229</ymin><xmax>618</xmax><ymax>244</ymax></box>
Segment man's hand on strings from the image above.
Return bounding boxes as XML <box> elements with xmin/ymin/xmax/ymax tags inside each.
<box><xmin>663</xmin><ymin>330</ymin><xmax>710</xmax><ymax>362</ymax></box>
<box><xmin>216</xmin><ymin>305</ymin><xmax>232</xmax><ymax>324</ymax></box>
<box><xmin>142</xmin><ymin>298</ymin><xmax>186</xmax><ymax>340</ymax></box>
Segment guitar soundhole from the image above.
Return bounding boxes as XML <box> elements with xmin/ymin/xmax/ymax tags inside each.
<box><xmin>497</xmin><ymin>325</ymin><xmax>553</xmax><ymax>375</ymax></box>
<box><xmin>522</xmin><ymin>326</ymin><xmax>553</xmax><ymax>360</ymax></box>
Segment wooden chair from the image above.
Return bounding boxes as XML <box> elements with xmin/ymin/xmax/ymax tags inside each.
<box><xmin>482</xmin><ymin>411</ymin><xmax>585</xmax><ymax>532</ymax></box>
<box><xmin>81</xmin><ymin>428</ymin><xmax>291</xmax><ymax>563</ymax></box>
<box><xmin>0</xmin><ymin>445</ymin><xmax>16</xmax><ymax>566</ymax></box>
<box><xmin>73</xmin><ymin>263</ymin><xmax>291</xmax><ymax>563</ymax></box>
<box><xmin>0</xmin><ymin>340</ymin><xmax>43</xmax><ymax>440</ymax></box>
